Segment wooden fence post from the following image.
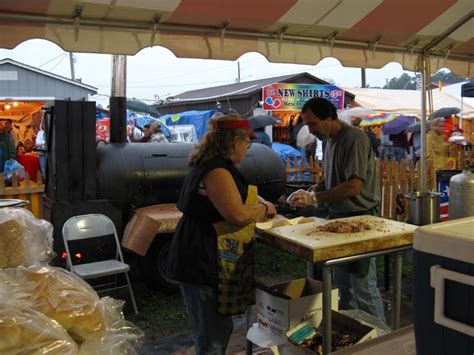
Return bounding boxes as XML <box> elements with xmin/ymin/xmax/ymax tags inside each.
<box><xmin>398</xmin><ymin>160</ymin><xmax>407</xmax><ymax>222</ymax></box>
<box><xmin>0</xmin><ymin>172</ymin><xmax>45</xmax><ymax>219</ymax></box>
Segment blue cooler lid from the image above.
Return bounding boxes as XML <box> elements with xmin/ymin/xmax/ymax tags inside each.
<box><xmin>413</xmin><ymin>217</ymin><xmax>474</xmax><ymax>264</ymax></box>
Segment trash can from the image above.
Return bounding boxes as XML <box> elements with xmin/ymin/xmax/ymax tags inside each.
<box><xmin>436</xmin><ymin>170</ymin><xmax>461</xmax><ymax>221</ymax></box>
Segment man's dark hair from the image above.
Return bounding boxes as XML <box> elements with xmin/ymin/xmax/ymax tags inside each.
<box><xmin>143</xmin><ymin>123</ymin><xmax>151</xmax><ymax>129</ymax></box>
<box><xmin>301</xmin><ymin>98</ymin><xmax>337</xmax><ymax>121</ymax></box>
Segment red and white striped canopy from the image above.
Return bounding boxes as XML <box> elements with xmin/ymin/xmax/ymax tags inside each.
<box><xmin>0</xmin><ymin>0</ymin><xmax>472</xmax><ymax>76</ymax></box>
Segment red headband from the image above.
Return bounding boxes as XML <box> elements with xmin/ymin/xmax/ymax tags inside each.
<box><xmin>214</xmin><ymin>119</ymin><xmax>256</xmax><ymax>139</ymax></box>
<box><xmin>215</xmin><ymin>120</ymin><xmax>250</xmax><ymax>130</ymax></box>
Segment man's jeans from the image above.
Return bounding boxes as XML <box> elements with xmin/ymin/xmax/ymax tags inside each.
<box><xmin>334</xmin><ymin>257</ymin><xmax>386</xmax><ymax>322</ymax></box>
<box><xmin>392</xmin><ymin>147</ymin><xmax>406</xmax><ymax>163</ymax></box>
<box><xmin>179</xmin><ymin>282</ymin><xmax>233</xmax><ymax>355</ymax></box>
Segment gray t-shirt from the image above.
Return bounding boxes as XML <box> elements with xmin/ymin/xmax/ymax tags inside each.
<box><xmin>323</xmin><ymin>122</ymin><xmax>380</xmax><ymax>214</ymax></box>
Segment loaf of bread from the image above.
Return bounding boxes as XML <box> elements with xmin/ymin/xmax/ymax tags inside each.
<box><xmin>0</xmin><ymin>304</ymin><xmax>78</xmax><ymax>354</ymax></box>
<box><xmin>0</xmin><ymin>219</ymin><xmax>27</xmax><ymax>268</ymax></box>
<box><xmin>0</xmin><ymin>266</ymin><xmax>104</xmax><ymax>343</ymax></box>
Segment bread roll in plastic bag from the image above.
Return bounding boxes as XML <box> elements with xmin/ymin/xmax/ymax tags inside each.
<box><xmin>0</xmin><ymin>265</ymin><xmax>104</xmax><ymax>343</ymax></box>
<box><xmin>0</xmin><ymin>304</ymin><xmax>78</xmax><ymax>355</ymax></box>
<box><xmin>79</xmin><ymin>297</ymin><xmax>144</xmax><ymax>355</ymax></box>
<box><xmin>0</xmin><ymin>208</ymin><xmax>54</xmax><ymax>268</ymax></box>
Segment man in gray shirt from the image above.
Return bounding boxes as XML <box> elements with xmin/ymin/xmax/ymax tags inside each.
<box><xmin>288</xmin><ymin>97</ymin><xmax>385</xmax><ymax>322</ymax></box>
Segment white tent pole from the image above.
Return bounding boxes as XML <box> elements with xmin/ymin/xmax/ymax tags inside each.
<box><xmin>420</xmin><ymin>55</ymin><xmax>428</xmax><ymax>192</ymax></box>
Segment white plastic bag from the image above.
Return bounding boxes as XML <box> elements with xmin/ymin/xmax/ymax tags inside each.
<box><xmin>0</xmin><ymin>208</ymin><xmax>54</xmax><ymax>268</ymax></box>
<box><xmin>286</xmin><ymin>189</ymin><xmax>317</xmax><ymax>208</ymax></box>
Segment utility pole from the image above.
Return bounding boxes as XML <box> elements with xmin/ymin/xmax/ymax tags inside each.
<box><xmin>69</xmin><ymin>52</ymin><xmax>76</xmax><ymax>80</ymax></box>
<box><xmin>237</xmin><ymin>61</ymin><xmax>241</xmax><ymax>83</ymax></box>
<box><xmin>361</xmin><ymin>68</ymin><xmax>366</xmax><ymax>88</ymax></box>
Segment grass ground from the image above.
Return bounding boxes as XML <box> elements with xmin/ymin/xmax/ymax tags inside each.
<box><xmin>124</xmin><ymin>245</ymin><xmax>412</xmax><ymax>341</ymax></box>
<box><xmin>125</xmin><ymin>243</ymin><xmax>307</xmax><ymax>341</ymax></box>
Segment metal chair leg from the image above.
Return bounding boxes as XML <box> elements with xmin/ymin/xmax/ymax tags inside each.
<box><xmin>124</xmin><ymin>272</ymin><xmax>138</xmax><ymax>315</ymax></box>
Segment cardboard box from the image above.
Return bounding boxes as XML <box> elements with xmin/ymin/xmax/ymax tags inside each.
<box><xmin>286</xmin><ymin>310</ymin><xmax>377</xmax><ymax>354</ymax></box>
<box><xmin>121</xmin><ymin>204</ymin><xmax>182</xmax><ymax>256</ymax></box>
<box><xmin>256</xmin><ymin>278</ymin><xmax>338</xmax><ymax>343</ymax></box>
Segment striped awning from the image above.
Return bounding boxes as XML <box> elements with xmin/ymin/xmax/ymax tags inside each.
<box><xmin>0</xmin><ymin>0</ymin><xmax>472</xmax><ymax>76</ymax></box>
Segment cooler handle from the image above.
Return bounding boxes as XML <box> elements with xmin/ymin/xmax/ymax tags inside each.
<box><xmin>430</xmin><ymin>265</ymin><xmax>474</xmax><ymax>337</ymax></box>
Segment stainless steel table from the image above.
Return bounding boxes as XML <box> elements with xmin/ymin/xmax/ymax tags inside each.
<box><xmin>250</xmin><ymin>215</ymin><xmax>417</xmax><ymax>355</ymax></box>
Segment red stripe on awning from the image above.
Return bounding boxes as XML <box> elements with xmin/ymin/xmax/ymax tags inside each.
<box><xmin>454</xmin><ymin>38</ymin><xmax>474</xmax><ymax>55</ymax></box>
<box><xmin>342</xmin><ymin>0</ymin><xmax>457</xmax><ymax>45</ymax></box>
<box><xmin>0</xmin><ymin>0</ymin><xmax>51</xmax><ymax>15</ymax></box>
<box><xmin>167</xmin><ymin>0</ymin><xmax>296</xmax><ymax>30</ymax></box>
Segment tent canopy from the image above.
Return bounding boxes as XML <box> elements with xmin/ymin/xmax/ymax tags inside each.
<box><xmin>461</xmin><ymin>81</ymin><xmax>474</xmax><ymax>97</ymax></box>
<box><xmin>0</xmin><ymin>1</ymin><xmax>472</xmax><ymax>76</ymax></box>
<box><xmin>346</xmin><ymin>87</ymin><xmax>474</xmax><ymax>118</ymax></box>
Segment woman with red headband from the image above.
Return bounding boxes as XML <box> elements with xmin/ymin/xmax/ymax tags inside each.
<box><xmin>167</xmin><ymin>113</ymin><xmax>277</xmax><ymax>354</ymax></box>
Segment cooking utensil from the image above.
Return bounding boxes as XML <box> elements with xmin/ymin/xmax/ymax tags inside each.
<box><xmin>405</xmin><ymin>192</ymin><xmax>442</xmax><ymax>225</ymax></box>
<box><xmin>0</xmin><ymin>199</ymin><xmax>29</xmax><ymax>208</ymax></box>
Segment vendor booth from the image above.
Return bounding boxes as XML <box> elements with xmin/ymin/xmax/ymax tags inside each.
<box><xmin>1</xmin><ymin>99</ymin><xmax>48</xmax><ymax>217</ymax></box>
<box><xmin>263</xmin><ymin>83</ymin><xmax>346</xmax><ymax>147</ymax></box>
<box><xmin>2</xmin><ymin>2</ymin><xmax>473</xmax><ymax>354</ymax></box>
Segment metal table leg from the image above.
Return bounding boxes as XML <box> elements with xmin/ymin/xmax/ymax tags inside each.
<box><xmin>391</xmin><ymin>252</ymin><xmax>403</xmax><ymax>330</ymax></box>
<box><xmin>384</xmin><ymin>255</ymin><xmax>391</xmax><ymax>291</ymax></box>
<box><xmin>307</xmin><ymin>261</ymin><xmax>314</xmax><ymax>279</ymax></box>
<box><xmin>322</xmin><ymin>265</ymin><xmax>333</xmax><ymax>355</ymax></box>
<box><xmin>245</xmin><ymin>306</ymin><xmax>253</xmax><ymax>355</ymax></box>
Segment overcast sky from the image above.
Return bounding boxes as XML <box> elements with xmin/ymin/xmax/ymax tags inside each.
<box><xmin>0</xmin><ymin>39</ymin><xmax>416</xmax><ymax>106</ymax></box>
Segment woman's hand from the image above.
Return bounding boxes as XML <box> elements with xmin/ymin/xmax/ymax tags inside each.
<box><xmin>263</xmin><ymin>201</ymin><xmax>277</xmax><ymax>220</ymax></box>
<box><xmin>257</xmin><ymin>197</ymin><xmax>277</xmax><ymax>222</ymax></box>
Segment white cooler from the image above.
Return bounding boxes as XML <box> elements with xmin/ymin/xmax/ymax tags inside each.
<box><xmin>413</xmin><ymin>217</ymin><xmax>474</xmax><ymax>355</ymax></box>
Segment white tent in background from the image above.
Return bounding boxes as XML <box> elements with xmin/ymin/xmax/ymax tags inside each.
<box><xmin>440</xmin><ymin>81</ymin><xmax>474</xmax><ymax>108</ymax></box>
<box><xmin>344</xmin><ymin>88</ymin><xmax>474</xmax><ymax>119</ymax></box>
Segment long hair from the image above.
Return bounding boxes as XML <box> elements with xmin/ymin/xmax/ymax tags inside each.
<box><xmin>188</xmin><ymin>114</ymin><xmax>249</xmax><ymax>167</ymax></box>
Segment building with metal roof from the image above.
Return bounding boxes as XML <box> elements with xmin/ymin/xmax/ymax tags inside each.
<box><xmin>156</xmin><ymin>72</ymin><xmax>355</xmax><ymax>117</ymax></box>
<box><xmin>0</xmin><ymin>58</ymin><xmax>97</xmax><ymax>100</ymax></box>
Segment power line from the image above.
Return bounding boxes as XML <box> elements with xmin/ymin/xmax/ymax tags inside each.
<box><xmin>48</xmin><ymin>54</ymin><xmax>67</xmax><ymax>72</ymax></box>
<box><xmin>128</xmin><ymin>57</ymin><xmax>262</xmax><ymax>84</ymax></box>
<box><xmin>39</xmin><ymin>53</ymin><xmax>67</xmax><ymax>68</ymax></box>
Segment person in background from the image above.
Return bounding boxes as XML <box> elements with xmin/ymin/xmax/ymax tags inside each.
<box><xmin>251</xmin><ymin>127</ymin><xmax>272</xmax><ymax>147</ymax></box>
<box><xmin>351</xmin><ymin>116</ymin><xmax>380</xmax><ymax>158</ymax></box>
<box><xmin>167</xmin><ymin>114</ymin><xmax>276</xmax><ymax>354</ymax></box>
<box><xmin>291</xmin><ymin>115</ymin><xmax>321</xmax><ymax>160</ymax></box>
<box><xmin>148</xmin><ymin>121</ymin><xmax>169</xmax><ymax>143</ymax></box>
<box><xmin>16</xmin><ymin>142</ymin><xmax>25</xmax><ymax>155</ymax></box>
<box><xmin>389</xmin><ymin>132</ymin><xmax>409</xmax><ymax>163</ymax></box>
<box><xmin>139</xmin><ymin>123</ymin><xmax>152</xmax><ymax>142</ymax></box>
<box><xmin>3</xmin><ymin>119</ymin><xmax>18</xmax><ymax>148</ymax></box>
<box><xmin>23</xmin><ymin>138</ymin><xmax>35</xmax><ymax>153</ymax></box>
<box><xmin>287</xmin><ymin>98</ymin><xmax>385</xmax><ymax>323</ymax></box>
<box><xmin>408</xmin><ymin>131</ymin><xmax>421</xmax><ymax>165</ymax></box>
<box><xmin>380</xmin><ymin>133</ymin><xmax>394</xmax><ymax>161</ymax></box>
<box><xmin>35</xmin><ymin>122</ymin><xmax>47</xmax><ymax>177</ymax></box>
<box><xmin>0</xmin><ymin>120</ymin><xmax>16</xmax><ymax>170</ymax></box>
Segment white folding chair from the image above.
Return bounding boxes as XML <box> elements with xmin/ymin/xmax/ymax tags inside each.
<box><xmin>62</xmin><ymin>213</ymin><xmax>138</xmax><ymax>314</ymax></box>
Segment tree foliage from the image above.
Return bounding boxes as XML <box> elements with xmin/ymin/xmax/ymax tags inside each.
<box><xmin>384</xmin><ymin>73</ymin><xmax>418</xmax><ymax>90</ymax></box>
<box><xmin>383</xmin><ymin>70</ymin><xmax>465</xmax><ymax>90</ymax></box>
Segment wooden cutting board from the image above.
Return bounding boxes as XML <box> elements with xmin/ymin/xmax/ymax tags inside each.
<box><xmin>257</xmin><ymin>215</ymin><xmax>418</xmax><ymax>262</ymax></box>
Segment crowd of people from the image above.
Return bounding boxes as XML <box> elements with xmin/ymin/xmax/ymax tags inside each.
<box><xmin>0</xmin><ymin>118</ymin><xmax>45</xmax><ymax>183</ymax></box>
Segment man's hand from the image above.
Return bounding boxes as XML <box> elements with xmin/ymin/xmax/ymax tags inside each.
<box><xmin>287</xmin><ymin>189</ymin><xmax>317</xmax><ymax>209</ymax></box>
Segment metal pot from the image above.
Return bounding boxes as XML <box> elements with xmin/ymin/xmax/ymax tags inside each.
<box><xmin>405</xmin><ymin>192</ymin><xmax>443</xmax><ymax>226</ymax></box>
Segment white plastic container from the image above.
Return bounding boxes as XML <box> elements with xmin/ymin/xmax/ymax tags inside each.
<box><xmin>413</xmin><ymin>217</ymin><xmax>474</xmax><ymax>355</ymax></box>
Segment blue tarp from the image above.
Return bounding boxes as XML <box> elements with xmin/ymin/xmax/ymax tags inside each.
<box><xmin>159</xmin><ymin>110</ymin><xmax>219</xmax><ymax>140</ymax></box>
<box><xmin>272</xmin><ymin>142</ymin><xmax>312</xmax><ymax>182</ymax></box>
<box><xmin>128</xmin><ymin>111</ymin><xmax>171</xmax><ymax>138</ymax></box>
